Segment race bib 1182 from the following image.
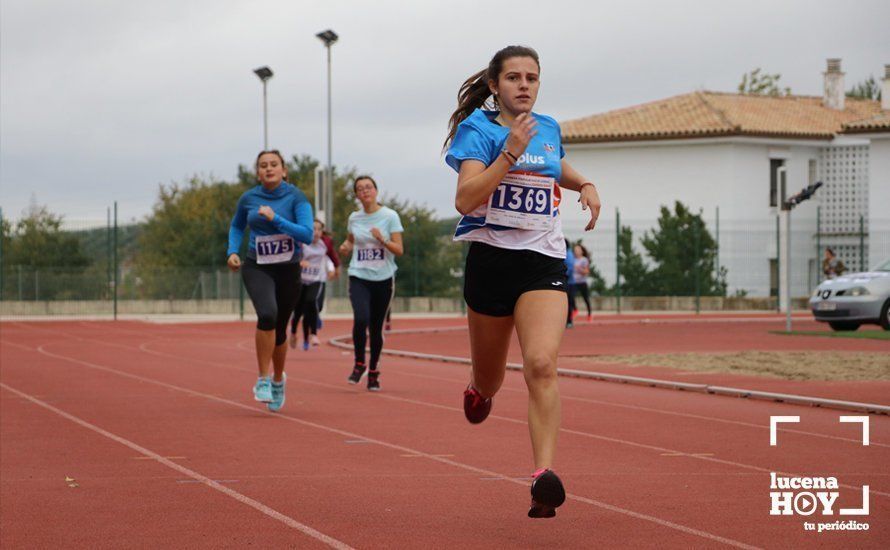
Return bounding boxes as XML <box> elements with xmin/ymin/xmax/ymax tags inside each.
<box><xmin>355</xmin><ymin>244</ymin><xmax>386</xmax><ymax>269</ymax></box>
<box><xmin>255</xmin><ymin>234</ymin><xmax>295</xmax><ymax>264</ymax></box>
<box><xmin>485</xmin><ymin>173</ymin><xmax>554</xmax><ymax>231</ymax></box>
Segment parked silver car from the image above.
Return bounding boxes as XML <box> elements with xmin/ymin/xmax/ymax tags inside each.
<box><xmin>809</xmin><ymin>258</ymin><xmax>890</xmax><ymax>331</ymax></box>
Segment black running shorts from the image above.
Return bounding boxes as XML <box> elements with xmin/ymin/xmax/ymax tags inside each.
<box><xmin>463</xmin><ymin>241</ymin><xmax>567</xmax><ymax>317</ymax></box>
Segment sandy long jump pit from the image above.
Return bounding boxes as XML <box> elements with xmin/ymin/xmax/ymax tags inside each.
<box><xmin>583</xmin><ymin>350</ymin><xmax>890</xmax><ymax>381</ymax></box>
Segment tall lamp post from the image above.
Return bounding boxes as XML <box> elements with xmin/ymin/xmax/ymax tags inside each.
<box><xmin>780</xmin><ymin>180</ymin><xmax>823</xmax><ymax>332</ymax></box>
<box><xmin>316</xmin><ymin>29</ymin><xmax>338</xmax><ymax>230</ymax></box>
<box><xmin>253</xmin><ymin>66</ymin><xmax>274</xmax><ymax>149</ymax></box>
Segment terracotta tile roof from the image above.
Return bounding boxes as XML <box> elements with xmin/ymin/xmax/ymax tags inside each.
<box><xmin>561</xmin><ymin>91</ymin><xmax>885</xmax><ymax>143</ymax></box>
<box><xmin>841</xmin><ymin>111</ymin><xmax>890</xmax><ymax>133</ymax></box>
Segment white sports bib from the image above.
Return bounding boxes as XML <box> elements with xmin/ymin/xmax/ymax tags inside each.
<box><xmin>255</xmin><ymin>234</ymin><xmax>295</xmax><ymax>264</ymax></box>
<box><xmin>354</xmin><ymin>242</ymin><xmax>386</xmax><ymax>269</ymax></box>
<box><xmin>485</xmin><ymin>173</ymin><xmax>554</xmax><ymax>231</ymax></box>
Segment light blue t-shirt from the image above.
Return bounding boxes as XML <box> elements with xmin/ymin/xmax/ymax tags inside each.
<box><xmin>347</xmin><ymin>206</ymin><xmax>404</xmax><ymax>281</ymax></box>
<box><xmin>445</xmin><ymin>109</ymin><xmax>567</xmax><ymax>259</ymax></box>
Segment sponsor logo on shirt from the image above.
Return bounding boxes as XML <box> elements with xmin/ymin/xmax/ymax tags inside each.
<box><xmin>543</xmin><ymin>143</ymin><xmax>555</xmax><ymax>152</ymax></box>
<box><xmin>517</xmin><ymin>153</ymin><xmax>545</xmax><ymax>165</ymax></box>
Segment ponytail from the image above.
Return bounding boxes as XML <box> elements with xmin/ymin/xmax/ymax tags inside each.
<box><xmin>444</xmin><ymin>45</ymin><xmax>540</xmax><ymax>150</ymax></box>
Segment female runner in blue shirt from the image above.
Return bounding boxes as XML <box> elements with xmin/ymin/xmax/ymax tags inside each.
<box><xmin>227</xmin><ymin>150</ymin><xmax>314</xmax><ymax>412</ymax></box>
<box><xmin>445</xmin><ymin>46</ymin><xmax>601</xmax><ymax>518</ymax></box>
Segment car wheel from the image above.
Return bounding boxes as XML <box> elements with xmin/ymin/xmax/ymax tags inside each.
<box><xmin>828</xmin><ymin>321</ymin><xmax>860</xmax><ymax>332</ymax></box>
<box><xmin>881</xmin><ymin>299</ymin><xmax>890</xmax><ymax>331</ymax></box>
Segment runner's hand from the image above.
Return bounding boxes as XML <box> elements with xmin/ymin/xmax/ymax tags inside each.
<box><xmin>227</xmin><ymin>254</ymin><xmax>241</xmax><ymax>272</ymax></box>
<box><xmin>370</xmin><ymin>227</ymin><xmax>385</xmax><ymax>243</ymax></box>
<box><xmin>258</xmin><ymin>205</ymin><xmax>275</xmax><ymax>221</ymax></box>
<box><xmin>339</xmin><ymin>241</ymin><xmax>353</xmax><ymax>256</ymax></box>
<box><xmin>580</xmin><ymin>184</ymin><xmax>601</xmax><ymax>231</ymax></box>
<box><xmin>504</xmin><ymin>112</ymin><xmax>537</xmax><ymax>159</ymax></box>
<box><xmin>300</xmin><ymin>260</ymin><xmax>309</xmax><ymax>268</ymax></box>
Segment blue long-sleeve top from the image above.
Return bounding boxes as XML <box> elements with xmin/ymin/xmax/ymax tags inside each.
<box><xmin>227</xmin><ymin>182</ymin><xmax>314</xmax><ymax>262</ymax></box>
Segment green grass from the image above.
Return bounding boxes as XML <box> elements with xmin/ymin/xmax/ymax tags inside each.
<box><xmin>771</xmin><ymin>329</ymin><xmax>890</xmax><ymax>340</ymax></box>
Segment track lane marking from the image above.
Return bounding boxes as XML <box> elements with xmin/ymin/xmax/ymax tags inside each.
<box><xmin>17</xmin><ymin>339</ymin><xmax>760</xmax><ymax>549</ymax></box>
<box><xmin>0</xmin><ymin>382</ymin><xmax>354</xmax><ymax>550</ymax></box>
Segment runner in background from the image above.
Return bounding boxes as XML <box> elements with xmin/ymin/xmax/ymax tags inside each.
<box><xmin>290</xmin><ymin>220</ymin><xmax>328</xmax><ymax>351</ymax></box>
<box><xmin>444</xmin><ymin>45</ymin><xmax>601</xmax><ymax>518</ymax></box>
<box><xmin>227</xmin><ymin>150</ymin><xmax>314</xmax><ymax>412</ymax></box>
<box><xmin>339</xmin><ymin>176</ymin><xmax>404</xmax><ymax>392</ymax></box>
<box><xmin>316</xmin><ymin>225</ymin><xmax>340</xmax><ymax>330</ymax></box>
<box><xmin>571</xmin><ymin>243</ymin><xmax>592</xmax><ymax>321</ymax></box>
<box><xmin>564</xmin><ymin>238</ymin><xmax>576</xmax><ymax>328</ymax></box>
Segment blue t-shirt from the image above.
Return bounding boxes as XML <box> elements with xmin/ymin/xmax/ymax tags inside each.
<box><xmin>347</xmin><ymin>206</ymin><xmax>404</xmax><ymax>281</ymax></box>
<box><xmin>445</xmin><ymin>109</ymin><xmax>567</xmax><ymax>259</ymax></box>
<box><xmin>227</xmin><ymin>182</ymin><xmax>314</xmax><ymax>263</ymax></box>
<box><xmin>564</xmin><ymin>247</ymin><xmax>576</xmax><ymax>285</ymax></box>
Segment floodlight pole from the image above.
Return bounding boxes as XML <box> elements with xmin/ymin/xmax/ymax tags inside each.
<box><xmin>316</xmin><ymin>30</ymin><xmax>338</xmax><ymax>230</ymax></box>
<box><xmin>253</xmin><ymin>66</ymin><xmax>274</xmax><ymax>149</ymax></box>
<box><xmin>780</xmin><ymin>179</ymin><xmax>823</xmax><ymax>333</ymax></box>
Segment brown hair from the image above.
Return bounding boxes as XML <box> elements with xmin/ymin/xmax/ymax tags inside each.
<box><xmin>255</xmin><ymin>150</ymin><xmax>287</xmax><ymax>170</ymax></box>
<box><xmin>444</xmin><ymin>45</ymin><xmax>540</xmax><ymax>149</ymax></box>
<box><xmin>353</xmin><ymin>175</ymin><xmax>378</xmax><ymax>193</ymax></box>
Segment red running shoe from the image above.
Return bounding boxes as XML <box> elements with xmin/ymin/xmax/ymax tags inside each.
<box><xmin>528</xmin><ymin>468</ymin><xmax>566</xmax><ymax>518</ymax></box>
<box><xmin>463</xmin><ymin>384</ymin><xmax>492</xmax><ymax>424</ymax></box>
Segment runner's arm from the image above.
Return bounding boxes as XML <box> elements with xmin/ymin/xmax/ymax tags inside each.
<box><xmin>560</xmin><ymin>159</ymin><xmax>601</xmax><ymax>231</ymax></box>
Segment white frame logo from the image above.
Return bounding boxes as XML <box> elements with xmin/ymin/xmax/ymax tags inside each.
<box><xmin>769</xmin><ymin>415</ymin><xmax>870</xmax><ymax>532</ymax></box>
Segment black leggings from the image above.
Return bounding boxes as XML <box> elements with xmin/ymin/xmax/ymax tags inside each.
<box><xmin>241</xmin><ymin>258</ymin><xmax>302</xmax><ymax>346</ymax></box>
<box><xmin>290</xmin><ymin>281</ymin><xmax>324</xmax><ymax>340</ymax></box>
<box><xmin>349</xmin><ymin>276</ymin><xmax>394</xmax><ymax>371</ymax></box>
<box><xmin>572</xmin><ymin>282</ymin><xmax>591</xmax><ymax>315</ymax></box>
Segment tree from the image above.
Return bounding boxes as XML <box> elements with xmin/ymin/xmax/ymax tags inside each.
<box><xmin>5</xmin><ymin>205</ymin><xmax>90</xmax><ymax>268</ymax></box>
<box><xmin>130</xmin><ymin>177</ymin><xmax>248</xmax><ymax>298</ymax></box>
<box><xmin>847</xmin><ymin>76</ymin><xmax>882</xmax><ymax>100</ymax></box>
<box><xmin>1</xmin><ymin>204</ymin><xmax>93</xmax><ymax>300</ymax></box>
<box><xmin>738</xmin><ymin>68</ymin><xmax>791</xmax><ymax>96</ymax></box>
<box><xmin>612</xmin><ymin>226</ymin><xmax>651</xmax><ymax>296</ymax></box>
<box><xmin>382</xmin><ymin>197</ymin><xmax>463</xmax><ymax>298</ymax></box>
<box><xmin>639</xmin><ymin>202</ymin><xmax>726</xmax><ymax>296</ymax></box>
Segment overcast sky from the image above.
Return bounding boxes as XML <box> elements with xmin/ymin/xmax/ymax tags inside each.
<box><xmin>1</xmin><ymin>0</ymin><xmax>888</xmax><ymax>225</ymax></box>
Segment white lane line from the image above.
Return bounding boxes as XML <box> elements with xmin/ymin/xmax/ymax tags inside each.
<box><xmin>27</xmin><ymin>326</ymin><xmax>890</xmax><ymax>497</ymax></box>
<box><xmin>0</xmin><ymin>382</ymin><xmax>355</xmax><ymax>550</ymax></box>
<box><xmin>26</xmin><ymin>342</ymin><xmax>759</xmax><ymax>549</ymax></box>
<box><xmin>382</xmin><ymin>366</ymin><xmax>890</xmax><ymax>449</ymax></box>
<box><xmin>144</xmin><ymin>335</ymin><xmax>890</xmax><ymax>449</ymax></box>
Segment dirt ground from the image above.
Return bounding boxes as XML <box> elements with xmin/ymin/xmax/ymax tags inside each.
<box><xmin>584</xmin><ymin>351</ymin><xmax>890</xmax><ymax>381</ymax></box>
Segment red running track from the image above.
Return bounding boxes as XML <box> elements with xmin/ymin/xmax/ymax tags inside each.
<box><xmin>1</xmin><ymin>317</ymin><xmax>888</xmax><ymax>549</ymax></box>
<box><xmin>383</xmin><ymin>314</ymin><xmax>890</xmax><ymax>405</ymax></box>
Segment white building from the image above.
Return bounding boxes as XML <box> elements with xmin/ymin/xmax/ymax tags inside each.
<box><xmin>561</xmin><ymin>60</ymin><xmax>890</xmax><ymax>298</ymax></box>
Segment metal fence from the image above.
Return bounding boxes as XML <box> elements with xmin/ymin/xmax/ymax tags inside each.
<box><xmin>1</xmin><ymin>204</ymin><xmax>886</xmax><ymax>318</ymax></box>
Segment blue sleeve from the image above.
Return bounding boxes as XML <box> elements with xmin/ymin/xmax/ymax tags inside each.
<box><xmin>445</xmin><ymin>121</ymin><xmax>496</xmax><ymax>172</ymax></box>
<box><xmin>227</xmin><ymin>193</ymin><xmax>248</xmax><ymax>256</ymax></box>
<box><xmin>272</xmin><ymin>199</ymin><xmax>314</xmax><ymax>244</ymax></box>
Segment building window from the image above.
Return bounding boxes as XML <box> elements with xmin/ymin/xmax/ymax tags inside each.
<box><xmin>770</xmin><ymin>159</ymin><xmax>785</xmax><ymax>207</ymax></box>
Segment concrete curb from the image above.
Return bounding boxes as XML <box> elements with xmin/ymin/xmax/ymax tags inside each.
<box><xmin>328</xmin><ymin>326</ymin><xmax>890</xmax><ymax>416</ymax></box>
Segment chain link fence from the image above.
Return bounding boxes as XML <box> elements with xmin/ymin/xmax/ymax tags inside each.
<box><xmin>1</xmin><ymin>205</ymin><xmax>886</xmax><ymax>318</ymax></box>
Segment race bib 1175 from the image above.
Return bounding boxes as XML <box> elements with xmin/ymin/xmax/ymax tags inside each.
<box><xmin>255</xmin><ymin>234</ymin><xmax>295</xmax><ymax>264</ymax></box>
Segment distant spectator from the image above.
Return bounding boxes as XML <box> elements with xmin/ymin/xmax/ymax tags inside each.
<box><xmin>564</xmin><ymin>239</ymin><xmax>575</xmax><ymax>327</ymax></box>
<box><xmin>822</xmin><ymin>248</ymin><xmax>846</xmax><ymax>279</ymax></box>
<box><xmin>571</xmin><ymin>243</ymin><xmax>592</xmax><ymax>321</ymax></box>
